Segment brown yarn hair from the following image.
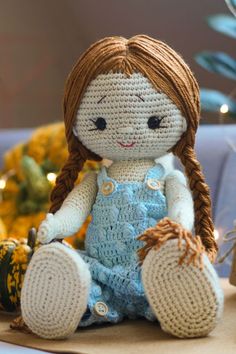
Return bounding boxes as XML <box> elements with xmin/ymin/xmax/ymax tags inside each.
<box><xmin>49</xmin><ymin>35</ymin><xmax>217</xmax><ymax>261</ymax></box>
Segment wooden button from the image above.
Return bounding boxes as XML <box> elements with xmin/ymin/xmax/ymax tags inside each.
<box><xmin>94</xmin><ymin>301</ymin><xmax>109</xmax><ymax>317</ymax></box>
<box><xmin>101</xmin><ymin>181</ymin><xmax>115</xmax><ymax>195</ymax></box>
<box><xmin>147</xmin><ymin>178</ymin><xmax>160</xmax><ymax>191</ymax></box>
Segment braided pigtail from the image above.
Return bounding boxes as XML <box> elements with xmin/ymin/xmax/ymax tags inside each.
<box><xmin>49</xmin><ymin>136</ymin><xmax>101</xmax><ymax>214</ymax></box>
<box><xmin>173</xmin><ymin>140</ymin><xmax>218</xmax><ymax>262</ymax></box>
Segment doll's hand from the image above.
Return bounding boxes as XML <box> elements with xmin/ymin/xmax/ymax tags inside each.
<box><xmin>37</xmin><ymin>213</ymin><xmax>59</xmax><ymax>244</ymax></box>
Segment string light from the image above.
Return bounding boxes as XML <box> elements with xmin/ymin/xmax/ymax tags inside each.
<box><xmin>220</xmin><ymin>104</ymin><xmax>229</xmax><ymax>114</ymax></box>
<box><xmin>214</xmin><ymin>229</ymin><xmax>220</xmax><ymax>241</ymax></box>
<box><xmin>47</xmin><ymin>172</ymin><xmax>57</xmax><ymax>183</ymax></box>
<box><xmin>0</xmin><ymin>170</ymin><xmax>57</xmax><ymax>190</ymax></box>
<box><xmin>0</xmin><ymin>179</ymin><xmax>6</xmax><ymax>190</ymax></box>
<box><xmin>0</xmin><ymin>170</ymin><xmax>15</xmax><ymax>191</ymax></box>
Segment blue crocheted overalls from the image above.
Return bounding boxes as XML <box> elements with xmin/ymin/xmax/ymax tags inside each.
<box><xmin>78</xmin><ymin>163</ymin><xmax>167</xmax><ymax>326</ymax></box>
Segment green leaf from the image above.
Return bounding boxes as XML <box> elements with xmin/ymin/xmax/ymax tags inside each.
<box><xmin>225</xmin><ymin>0</ymin><xmax>236</xmax><ymax>17</ymax></box>
<box><xmin>200</xmin><ymin>88</ymin><xmax>236</xmax><ymax>117</ymax></box>
<box><xmin>21</xmin><ymin>156</ymin><xmax>50</xmax><ymax>200</ymax></box>
<box><xmin>195</xmin><ymin>51</ymin><xmax>236</xmax><ymax>80</ymax></box>
<box><xmin>207</xmin><ymin>14</ymin><xmax>236</xmax><ymax>39</ymax></box>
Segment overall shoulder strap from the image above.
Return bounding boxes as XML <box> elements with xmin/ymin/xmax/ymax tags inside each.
<box><xmin>97</xmin><ymin>166</ymin><xmax>108</xmax><ymax>188</ymax></box>
<box><xmin>144</xmin><ymin>163</ymin><xmax>165</xmax><ymax>182</ymax></box>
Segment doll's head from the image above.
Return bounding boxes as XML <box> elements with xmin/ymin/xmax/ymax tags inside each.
<box><xmin>73</xmin><ymin>72</ymin><xmax>187</xmax><ymax>161</ymax></box>
<box><xmin>50</xmin><ymin>35</ymin><xmax>217</xmax><ymax>260</ymax></box>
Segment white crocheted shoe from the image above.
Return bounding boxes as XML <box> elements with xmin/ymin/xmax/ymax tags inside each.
<box><xmin>142</xmin><ymin>239</ymin><xmax>224</xmax><ymax>338</ymax></box>
<box><xmin>21</xmin><ymin>242</ymin><xmax>91</xmax><ymax>339</ymax></box>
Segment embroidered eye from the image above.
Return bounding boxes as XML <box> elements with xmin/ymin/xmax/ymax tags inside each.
<box><xmin>147</xmin><ymin>116</ymin><xmax>165</xmax><ymax>129</ymax></box>
<box><xmin>89</xmin><ymin>117</ymin><xmax>107</xmax><ymax>131</ymax></box>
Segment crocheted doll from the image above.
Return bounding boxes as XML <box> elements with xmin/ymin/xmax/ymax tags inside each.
<box><xmin>21</xmin><ymin>35</ymin><xmax>224</xmax><ymax>339</ymax></box>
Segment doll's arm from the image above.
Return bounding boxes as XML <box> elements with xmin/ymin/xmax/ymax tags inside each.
<box><xmin>37</xmin><ymin>172</ymin><xmax>98</xmax><ymax>244</ymax></box>
<box><xmin>165</xmin><ymin>170</ymin><xmax>194</xmax><ymax>231</ymax></box>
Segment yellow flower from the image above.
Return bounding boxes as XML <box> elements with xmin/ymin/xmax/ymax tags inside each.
<box><xmin>9</xmin><ymin>216</ymin><xmax>32</xmax><ymax>239</ymax></box>
<box><xmin>0</xmin><ymin>200</ymin><xmax>17</xmax><ymax>217</ymax></box>
<box><xmin>4</xmin><ymin>179</ymin><xmax>19</xmax><ymax>194</ymax></box>
<box><xmin>32</xmin><ymin>211</ymin><xmax>46</xmax><ymax>228</ymax></box>
<box><xmin>4</xmin><ymin>144</ymin><xmax>25</xmax><ymax>180</ymax></box>
<box><xmin>27</xmin><ymin>146</ymin><xmax>45</xmax><ymax>164</ymax></box>
<box><xmin>1</xmin><ymin>215</ymin><xmax>15</xmax><ymax>233</ymax></box>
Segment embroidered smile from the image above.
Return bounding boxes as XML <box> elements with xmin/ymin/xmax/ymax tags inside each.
<box><xmin>117</xmin><ymin>141</ymin><xmax>136</xmax><ymax>148</ymax></box>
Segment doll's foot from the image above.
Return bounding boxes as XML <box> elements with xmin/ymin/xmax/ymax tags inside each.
<box><xmin>21</xmin><ymin>242</ymin><xmax>91</xmax><ymax>339</ymax></box>
<box><xmin>142</xmin><ymin>239</ymin><xmax>224</xmax><ymax>338</ymax></box>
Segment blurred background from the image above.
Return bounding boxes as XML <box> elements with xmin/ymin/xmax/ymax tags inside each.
<box><xmin>0</xmin><ymin>0</ymin><xmax>234</xmax><ymax>346</ymax></box>
<box><xmin>0</xmin><ymin>0</ymin><xmax>235</xmax><ymax>128</ymax></box>
<box><xmin>0</xmin><ymin>0</ymin><xmax>236</xmax><ymax>285</ymax></box>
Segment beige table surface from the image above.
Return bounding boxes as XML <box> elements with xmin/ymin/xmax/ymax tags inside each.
<box><xmin>0</xmin><ymin>279</ymin><xmax>234</xmax><ymax>354</ymax></box>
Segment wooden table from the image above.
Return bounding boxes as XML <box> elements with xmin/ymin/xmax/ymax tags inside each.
<box><xmin>0</xmin><ymin>279</ymin><xmax>234</xmax><ymax>354</ymax></box>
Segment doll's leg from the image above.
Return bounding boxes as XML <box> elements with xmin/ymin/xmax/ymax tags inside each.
<box><xmin>142</xmin><ymin>239</ymin><xmax>224</xmax><ymax>338</ymax></box>
<box><xmin>21</xmin><ymin>242</ymin><xmax>91</xmax><ymax>339</ymax></box>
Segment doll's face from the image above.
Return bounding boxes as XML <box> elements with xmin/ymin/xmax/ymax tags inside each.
<box><xmin>74</xmin><ymin>72</ymin><xmax>187</xmax><ymax>160</ymax></box>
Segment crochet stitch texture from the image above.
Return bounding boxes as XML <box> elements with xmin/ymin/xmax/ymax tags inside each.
<box><xmin>21</xmin><ymin>35</ymin><xmax>224</xmax><ymax>339</ymax></box>
<box><xmin>75</xmin><ymin>73</ymin><xmax>186</xmax><ymax>161</ymax></box>
<box><xmin>78</xmin><ymin>163</ymin><xmax>167</xmax><ymax>325</ymax></box>
<box><xmin>142</xmin><ymin>240</ymin><xmax>224</xmax><ymax>337</ymax></box>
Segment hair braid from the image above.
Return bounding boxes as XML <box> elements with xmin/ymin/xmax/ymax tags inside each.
<box><xmin>49</xmin><ymin>137</ymin><xmax>101</xmax><ymax>214</ymax></box>
<box><xmin>173</xmin><ymin>141</ymin><xmax>218</xmax><ymax>262</ymax></box>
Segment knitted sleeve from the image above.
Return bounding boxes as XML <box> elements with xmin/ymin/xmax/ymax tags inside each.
<box><xmin>165</xmin><ymin>170</ymin><xmax>194</xmax><ymax>231</ymax></box>
<box><xmin>53</xmin><ymin>172</ymin><xmax>98</xmax><ymax>237</ymax></box>
<box><xmin>37</xmin><ymin>172</ymin><xmax>98</xmax><ymax>243</ymax></box>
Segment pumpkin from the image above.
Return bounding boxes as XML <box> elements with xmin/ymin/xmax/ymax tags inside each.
<box><xmin>0</xmin><ymin>229</ymin><xmax>37</xmax><ymax>312</ymax></box>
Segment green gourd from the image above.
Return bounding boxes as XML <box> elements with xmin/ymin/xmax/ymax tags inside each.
<box><xmin>0</xmin><ymin>229</ymin><xmax>37</xmax><ymax>312</ymax></box>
